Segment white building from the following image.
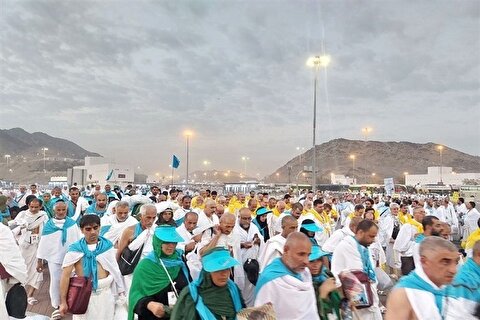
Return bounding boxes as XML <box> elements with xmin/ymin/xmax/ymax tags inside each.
<box><xmin>406</xmin><ymin>166</ymin><xmax>480</xmax><ymax>186</ymax></box>
<box><xmin>67</xmin><ymin>157</ymin><xmax>135</xmax><ymax>187</ymax></box>
<box><xmin>330</xmin><ymin>173</ymin><xmax>356</xmax><ymax>185</ymax></box>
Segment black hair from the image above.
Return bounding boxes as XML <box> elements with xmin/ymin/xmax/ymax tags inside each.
<box><xmin>79</xmin><ymin>214</ymin><xmax>101</xmax><ymax>228</ymax></box>
<box><xmin>313</xmin><ymin>199</ymin><xmax>323</xmax><ymax>207</ymax></box>
<box><xmin>356</xmin><ymin>219</ymin><xmax>378</xmax><ymax>233</ymax></box>
<box><xmin>422</xmin><ymin>215</ymin><xmax>439</xmax><ymax>230</ymax></box>
<box><xmin>354</xmin><ymin>204</ymin><xmax>365</xmax><ymax>211</ymax></box>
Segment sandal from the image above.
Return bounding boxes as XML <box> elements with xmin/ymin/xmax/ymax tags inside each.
<box><xmin>51</xmin><ymin>309</ymin><xmax>62</xmax><ymax>320</ymax></box>
<box><xmin>27</xmin><ymin>297</ymin><xmax>38</xmax><ymax>305</ymax></box>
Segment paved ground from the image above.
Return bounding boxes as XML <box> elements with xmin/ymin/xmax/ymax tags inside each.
<box><xmin>27</xmin><ymin>266</ymin><xmax>72</xmax><ymax>319</ymax></box>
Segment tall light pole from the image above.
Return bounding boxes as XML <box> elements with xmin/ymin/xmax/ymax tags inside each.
<box><xmin>349</xmin><ymin>154</ymin><xmax>356</xmax><ymax>183</ymax></box>
<box><xmin>41</xmin><ymin>147</ymin><xmax>48</xmax><ymax>173</ymax></box>
<box><xmin>437</xmin><ymin>145</ymin><xmax>444</xmax><ymax>184</ymax></box>
<box><xmin>306</xmin><ymin>55</ymin><xmax>331</xmax><ymax>192</ymax></box>
<box><xmin>241</xmin><ymin>156</ymin><xmax>249</xmax><ymax>176</ymax></box>
<box><xmin>4</xmin><ymin>154</ymin><xmax>11</xmax><ymax>168</ymax></box>
<box><xmin>184</xmin><ymin>130</ymin><xmax>193</xmax><ymax>191</ymax></box>
<box><xmin>361</xmin><ymin>127</ymin><xmax>372</xmax><ymax>184</ymax></box>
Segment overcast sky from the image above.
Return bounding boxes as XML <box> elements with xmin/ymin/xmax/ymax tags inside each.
<box><xmin>1</xmin><ymin>0</ymin><xmax>479</xmax><ymax>177</ymax></box>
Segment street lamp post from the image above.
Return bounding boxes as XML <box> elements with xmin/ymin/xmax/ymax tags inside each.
<box><xmin>437</xmin><ymin>145</ymin><xmax>444</xmax><ymax>184</ymax></box>
<box><xmin>241</xmin><ymin>156</ymin><xmax>249</xmax><ymax>176</ymax></box>
<box><xmin>349</xmin><ymin>154</ymin><xmax>356</xmax><ymax>182</ymax></box>
<box><xmin>184</xmin><ymin>130</ymin><xmax>193</xmax><ymax>191</ymax></box>
<box><xmin>306</xmin><ymin>55</ymin><xmax>331</xmax><ymax>192</ymax></box>
<box><xmin>361</xmin><ymin>127</ymin><xmax>372</xmax><ymax>184</ymax></box>
<box><xmin>41</xmin><ymin>147</ymin><xmax>48</xmax><ymax>173</ymax></box>
<box><xmin>4</xmin><ymin>154</ymin><xmax>11</xmax><ymax>168</ymax></box>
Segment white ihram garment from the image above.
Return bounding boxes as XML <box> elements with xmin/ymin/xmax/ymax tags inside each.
<box><xmin>13</xmin><ymin>210</ymin><xmax>47</xmax><ymax>289</ymax></box>
<box><xmin>254</xmin><ymin>268</ymin><xmax>319</xmax><ymax>320</ymax></box>
<box><xmin>232</xmin><ymin>223</ymin><xmax>263</xmax><ymax>307</ymax></box>
<box><xmin>258</xmin><ymin>234</ymin><xmax>285</xmax><ymax>272</ymax></box>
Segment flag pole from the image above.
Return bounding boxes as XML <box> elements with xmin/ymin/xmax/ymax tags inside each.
<box><xmin>171</xmin><ymin>166</ymin><xmax>174</xmax><ymax>186</ymax></box>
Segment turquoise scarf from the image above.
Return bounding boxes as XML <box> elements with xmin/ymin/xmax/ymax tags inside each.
<box><xmin>351</xmin><ymin>236</ymin><xmax>376</xmax><ymax>282</ymax></box>
<box><xmin>68</xmin><ymin>236</ymin><xmax>113</xmax><ymax>291</ymax></box>
<box><xmin>396</xmin><ymin>271</ymin><xmax>444</xmax><ymax>315</ymax></box>
<box><xmin>133</xmin><ymin>223</ymin><xmax>143</xmax><ymax>238</ymax></box>
<box><xmin>85</xmin><ymin>204</ymin><xmax>107</xmax><ymax>217</ymax></box>
<box><xmin>42</xmin><ymin>217</ymin><xmax>77</xmax><ymax>245</ymax></box>
<box><xmin>0</xmin><ymin>208</ymin><xmax>10</xmax><ymax>222</ymax></box>
<box><xmin>415</xmin><ymin>233</ymin><xmax>426</xmax><ymax>243</ymax></box>
<box><xmin>255</xmin><ymin>257</ymin><xmax>302</xmax><ymax>295</ymax></box>
<box><xmin>448</xmin><ymin>258</ymin><xmax>480</xmax><ymax>302</ymax></box>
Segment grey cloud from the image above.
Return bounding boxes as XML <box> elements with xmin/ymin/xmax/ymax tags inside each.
<box><xmin>1</xmin><ymin>0</ymin><xmax>479</xmax><ymax>175</ymax></box>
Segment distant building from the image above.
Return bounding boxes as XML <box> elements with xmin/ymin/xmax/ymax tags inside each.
<box><xmin>67</xmin><ymin>157</ymin><xmax>134</xmax><ymax>187</ymax></box>
<box><xmin>330</xmin><ymin>173</ymin><xmax>356</xmax><ymax>185</ymax></box>
<box><xmin>406</xmin><ymin>166</ymin><xmax>480</xmax><ymax>186</ymax></box>
<box><xmin>224</xmin><ymin>181</ymin><xmax>259</xmax><ymax>193</ymax></box>
<box><xmin>49</xmin><ymin>176</ymin><xmax>68</xmax><ymax>188</ymax></box>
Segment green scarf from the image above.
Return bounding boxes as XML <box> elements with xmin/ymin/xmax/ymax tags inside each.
<box><xmin>128</xmin><ymin>236</ymin><xmax>182</xmax><ymax>320</ymax></box>
<box><xmin>171</xmin><ymin>270</ymin><xmax>241</xmax><ymax>320</ymax></box>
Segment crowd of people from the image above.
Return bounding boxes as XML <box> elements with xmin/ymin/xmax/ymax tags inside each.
<box><xmin>0</xmin><ymin>183</ymin><xmax>479</xmax><ymax>320</ymax></box>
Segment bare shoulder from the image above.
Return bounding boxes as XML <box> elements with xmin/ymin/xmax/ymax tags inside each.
<box><xmin>386</xmin><ymin>288</ymin><xmax>415</xmax><ymax>320</ymax></box>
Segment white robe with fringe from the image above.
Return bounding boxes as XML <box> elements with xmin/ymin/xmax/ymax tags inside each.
<box><xmin>12</xmin><ymin>210</ymin><xmax>47</xmax><ymax>289</ymax></box>
<box><xmin>232</xmin><ymin>222</ymin><xmax>264</xmax><ymax>307</ymax></box>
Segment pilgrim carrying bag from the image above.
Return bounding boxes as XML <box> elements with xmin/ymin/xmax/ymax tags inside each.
<box><xmin>118</xmin><ymin>244</ymin><xmax>144</xmax><ymax>275</ymax></box>
<box><xmin>67</xmin><ymin>276</ymin><xmax>92</xmax><ymax>314</ymax></box>
<box><xmin>339</xmin><ymin>270</ymin><xmax>373</xmax><ymax>309</ymax></box>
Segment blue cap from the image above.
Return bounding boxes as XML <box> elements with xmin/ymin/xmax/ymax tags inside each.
<box><xmin>202</xmin><ymin>249</ymin><xmax>240</xmax><ymax>272</ymax></box>
<box><xmin>256</xmin><ymin>207</ymin><xmax>272</xmax><ymax>216</ymax></box>
<box><xmin>154</xmin><ymin>225</ymin><xmax>184</xmax><ymax>243</ymax></box>
<box><xmin>309</xmin><ymin>245</ymin><xmax>329</xmax><ymax>261</ymax></box>
<box><xmin>301</xmin><ymin>220</ymin><xmax>322</xmax><ymax>232</ymax></box>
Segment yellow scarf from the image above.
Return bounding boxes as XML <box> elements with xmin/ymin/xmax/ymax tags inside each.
<box><xmin>328</xmin><ymin>209</ymin><xmax>338</xmax><ymax>219</ymax></box>
<box><xmin>407</xmin><ymin>218</ymin><xmax>424</xmax><ymax>234</ymax></box>
<box><xmin>272</xmin><ymin>208</ymin><xmax>282</xmax><ymax>217</ymax></box>
<box><xmin>463</xmin><ymin>228</ymin><xmax>480</xmax><ymax>250</ymax></box>
<box><xmin>398</xmin><ymin>211</ymin><xmax>410</xmax><ymax>224</ymax></box>
<box><xmin>227</xmin><ymin>198</ymin><xmax>244</xmax><ymax>215</ymax></box>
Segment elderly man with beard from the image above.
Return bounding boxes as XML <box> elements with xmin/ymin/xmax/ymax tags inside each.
<box><xmin>11</xmin><ymin>197</ymin><xmax>48</xmax><ymax>305</ymax></box>
<box><xmin>255</xmin><ymin>232</ymin><xmax>319</xmax><ymax>319</ymax></box>
<box><xmin>36</xmin><ymin>201</ymin><xmax>82</xmax><ymax>319</ymax></box>
<box><xmin>232</xmin><ymin>208</ymin><xmax>263</xmax><ymax>306</ymax></box>
<box><xmin>100</xmin><ymin>201</ymin><xmax>138</xmax><ymax>248</ymax></box>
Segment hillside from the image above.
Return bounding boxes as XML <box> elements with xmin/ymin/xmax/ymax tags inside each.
<box><xmin>0</xmin><ymin>128</ymin><xmax>100</xmax><ymax>184</ymax></box>
<box><xmin>265</xmin><ymin>139</ymin><xmax>480</xmax><ymax>184</ymax></box>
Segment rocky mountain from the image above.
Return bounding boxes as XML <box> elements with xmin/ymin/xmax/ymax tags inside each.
<box><xmin>265</xmin><ymin>138</ymin><xmax>480</xmax><ymax>184</ymax></box>
<box><xmin>0</xmin><ymin>128</ymin><xmax>100</xmax><ymax>184</ymax></box>
<box><xmin>0</xmin><ymin>128</ymin><xmax>100</xmax><ymax>159</ymax></box>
